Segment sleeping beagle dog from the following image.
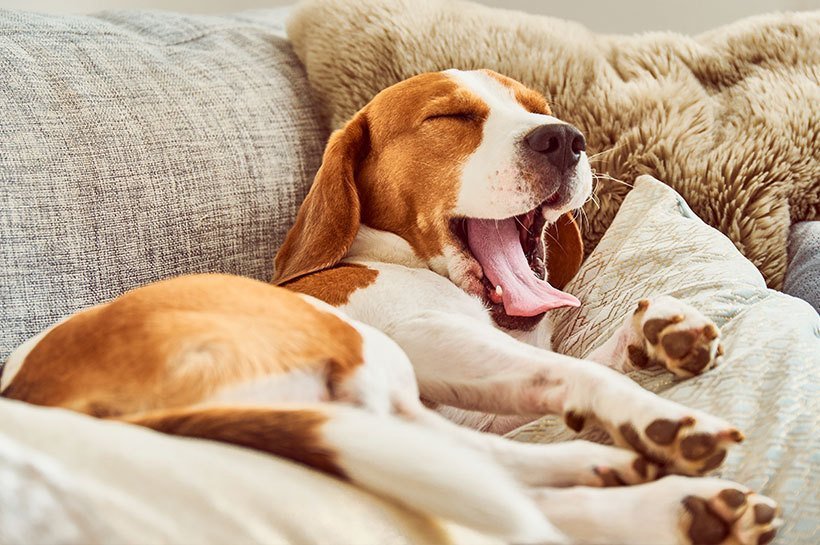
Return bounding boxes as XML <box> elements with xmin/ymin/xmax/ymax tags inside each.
<box><xmin>1</xmin><ymin>70</ymin><xmax>780</xmax><ymax>545</ymax></box>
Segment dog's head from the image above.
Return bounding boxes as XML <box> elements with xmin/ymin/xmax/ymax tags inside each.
<box><xmin>274</xmin><ymin>69</ymin><xmax>592</xmax><ymax>326</ymax></box>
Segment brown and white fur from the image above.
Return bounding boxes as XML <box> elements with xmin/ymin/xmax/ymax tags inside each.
<box><xmin>1</xmin><ymin>70</ymin><xmax>781</xmax><ymax>545</ymax></box>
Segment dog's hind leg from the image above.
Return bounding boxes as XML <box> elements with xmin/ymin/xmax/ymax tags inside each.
<box><xmin>528</xmin><ymin>476</ymin><xmax>781</xmax><ymax>545</ymax></box>
<box><xmin>121</xmin><ymin>403</ymin><xmax>565</xmax><ymax>544</ymax></box>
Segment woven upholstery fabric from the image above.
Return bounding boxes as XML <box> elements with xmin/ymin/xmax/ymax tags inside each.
<box><xmin>0</xmin><ymin>8</ymin><xmax>327</xmax><ymax>361</ymax></box>
<box><xmin>508</xmin><ymin>176</ymin><xmax>820</xmax><ymax>545</ymax></box>
<box><xmin>784</xmin><ymin>221</ymin><xmax>820</xmax><ymax>313</ymax></box>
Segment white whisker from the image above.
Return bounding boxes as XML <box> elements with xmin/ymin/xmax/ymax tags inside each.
<box><xmin>542</xmin><ymin>225</ymin><xmax>566</xmax><ymax>254</ymax></box>
<box><xmin>587</xmin><ymin>142</ymin><xmax>627</xmax><ymax>163</ymax></box>
<box><xmin>592</xmin><ymin>170</ymin><xmax>634</xmax><ymax>189</ymax></box>
<box><xmin>514</xmin><ymin>216</ymin><xmax>533</xmax><ymax>236</ymax></box>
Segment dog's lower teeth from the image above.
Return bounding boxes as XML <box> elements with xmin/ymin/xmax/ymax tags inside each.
<box><xmin>488</xmin><ymin>284</ymin><xmax>504</xmax><ymax>304</ymax></box>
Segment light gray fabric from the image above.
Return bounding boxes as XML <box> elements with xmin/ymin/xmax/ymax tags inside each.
<box><xmin>784</xmin><ymin>221</ymin><xmax>820</xmax><ymax>313</ymax></box>
<box><xmin>0</xmin><ymin>9</ymin><xmax>328</xmax><ymax>361</ymax></box>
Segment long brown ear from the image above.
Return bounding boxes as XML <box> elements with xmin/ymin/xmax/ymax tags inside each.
<box><xmin>273</xmin><ymin>113</ymin><xmax>369</xmax><ymax>285</ymax></box>
<box><xmin>545</xmin><ymin>212</ymin><xmax>584</xmax><ymax>289</ymax></box>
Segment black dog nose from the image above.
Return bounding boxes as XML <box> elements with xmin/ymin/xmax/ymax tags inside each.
<box><xmin>525</xmin><ymin>124</ymin><xmax>586</xmax><ymax>171</ymax></box>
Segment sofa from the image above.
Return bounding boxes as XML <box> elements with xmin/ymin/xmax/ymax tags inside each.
<box><xmin>1</xmin><ymin>6</ymin><xmax>817</xmax><ymax>545</ymax></box>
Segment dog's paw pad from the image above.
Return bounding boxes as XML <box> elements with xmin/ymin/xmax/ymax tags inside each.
<box><xmin>593</xmin><ymin>466</ymin><xmax>627</xmax><ymax>486</ymax></box>
<box><xmin>616</xmin><ymin>416</ymin><xmax>742</xmax><ymax>476</ymax></box>
<box><xmin>563</xmin><ymin>409</ymin><xmax>588</xmax><ymax>432</ymax></box>
<box><xmin>634</xmin><ymin>297</ymin><xmax>722</xmax><ymax>377</ymax></box>
<box><xmin>682</xmin><ymin>489</ymin><xmax>781</xmax><ymax>545</ymax></box>
<box><xmin>643</xmin><ymin>315</ymin><xmax>684</xmax><ymax>344</ymax></box>
<box><xmin>646</xmin><ymin>417</ymin><xmax>691</xmax><ymax>445</ymax></box>
<box><xmin>591</xmin><ymin>454</ymin><xmax>662</xmax><ymax>487</ymax></box>
<box><xmin>627</xmin><ymin>344</ymin><xmax>651</xmax><ymax>369</ymax></box>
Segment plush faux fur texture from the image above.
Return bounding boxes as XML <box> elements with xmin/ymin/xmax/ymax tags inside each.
<box><xmin>287</xmin><ymin>0</ymin><xmax>820</xmax><ymax>288</ymax></box>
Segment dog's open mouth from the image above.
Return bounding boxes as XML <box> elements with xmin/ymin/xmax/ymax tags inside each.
<box><xmin>451</xmin><ymin>197</ymin><xmax>580</xmax><ymax>317</ymax></box>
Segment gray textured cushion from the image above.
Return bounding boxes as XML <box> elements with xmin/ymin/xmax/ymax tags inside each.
<box><xmin>0</xmin><ymin>9</ymin><xmax>327</xmax><ymax>360</ymax></box>
<box><xmin>784</xmin><ymin>221</ymin><xmax>820</xmax><ymax>313</ymax></box>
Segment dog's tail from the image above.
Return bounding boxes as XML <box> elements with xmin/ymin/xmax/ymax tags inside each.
<box><xmin>120</xmin><ymin>403</ymin><xmax>563</xmax><ymax>544</ymax></box>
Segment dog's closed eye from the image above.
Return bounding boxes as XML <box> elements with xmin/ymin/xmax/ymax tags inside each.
<box><xmin>424</xmin><ymin>112</ymin><xmax>479</xmax><ymax>123</ymax></box>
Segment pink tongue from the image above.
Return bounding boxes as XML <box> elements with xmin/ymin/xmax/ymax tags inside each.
<box><xmin>466</xmin><ymin>218</ymin><xmax>580</xmax><ymax>316</ymax></box>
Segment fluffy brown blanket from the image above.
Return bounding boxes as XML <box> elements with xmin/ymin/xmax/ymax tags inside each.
<box><xmin>288</xmin><ymin>0</ymin><xmax>820</xmax><ymax>288</ymax></box>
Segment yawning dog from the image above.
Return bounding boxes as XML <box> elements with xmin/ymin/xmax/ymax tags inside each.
<box><xmin>1</xmin><ymin>70</ymin><xmax>780</xmax><ymax>545</ymax></box>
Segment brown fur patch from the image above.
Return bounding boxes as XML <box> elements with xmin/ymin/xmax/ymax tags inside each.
<box><xmin>272</xmin><ymin>112</ymin><xmax>368</xmax><ymax>285</ymax></box>
<box><xmin>122</xmin><ymin>406</ymin><xmax>346</xmax><ymax>477</ymax></box>
<box><xmin>4</xmin><ymin>274</ymin><xmax>365</xmax><ymax>415</ymax></box>
<box><xmin>356</xmin><ymin>73</ymin><xmax>488</xmax><ymax>260</ymax></box>
<box><xmin>481</xmin><ymin>69</ymin><xmax>551</xmax><ymax>115</ymax></box>
<box><xmin>274</xmin><ymin>72</ymin><xmax>490</xmax><ymax>285</ymax></box>
<box><xmin>564</xmin><ymin>410</ymin><xmax>586</xmax><ymax>432</ymax></box>
<box><xmin>544</xmin><ymin>213</ymin><xmax>584</xmax><ymax>289</ymax></box>
<box><xmin>284</xmin><ymin>263</ymin><xmax>378</xmax><ymax>306</ymax></box>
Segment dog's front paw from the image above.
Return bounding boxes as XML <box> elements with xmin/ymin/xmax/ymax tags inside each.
<box><xmin>564</xmin><ymin>393</ymin><xmax>743</xmax><ymax>476</ymax></box>
<box><xmin>628</xmin><ymin>296</ymin><xmax>723</xmax><ymax>377</ymax></box>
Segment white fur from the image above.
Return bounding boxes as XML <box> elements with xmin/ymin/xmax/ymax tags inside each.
<box><xmin>340</xmin><ymin>260</ymin><xmax>493</xmax><ymax>333</ymax></box>
<box><xmin>322</xmin><ymin>405</ymin><xmax>567</xmax><ymax>544</ymax></box>
<box><xmin>334</xmin><ymin>319</ymin><xmax>418</xmax><ymax>413</ymax></box>
<box><xmin>297</xmin><ymin>292</ymin><xmax>419</xmax><ymax>413</ymax></box>
<box><xmin>346</xmin><ymin>225</ymin><xmax>426</xmax><ymax>269</ymax></box>
<box><xmin>203</xmin><ymin>370</ymin><xmax>331</xmax><ymax>406</ymax></box>
<box><xmin>334</xmin><ymin>256</ymin><xmax>735</xmax><ymax>450</ymax></box>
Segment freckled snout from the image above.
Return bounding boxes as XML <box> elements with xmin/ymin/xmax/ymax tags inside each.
<box><xmin>525</xmin><ymin>124</ymin><xmax>586</xmax><ymax>172</ymax></box>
